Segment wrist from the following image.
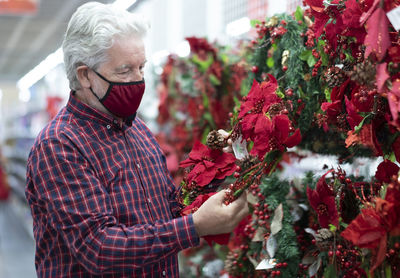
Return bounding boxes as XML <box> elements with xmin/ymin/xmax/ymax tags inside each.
<box><xmin>192</xmin><ymin>212</ymin><xmax>206</xmax><ymax>237</ymax></box>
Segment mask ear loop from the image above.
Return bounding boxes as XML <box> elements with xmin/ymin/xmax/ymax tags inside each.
<box><xmin>89</xmin><ymin>68</ymin><xmax>112</xmax><ymax>102</ymax></box>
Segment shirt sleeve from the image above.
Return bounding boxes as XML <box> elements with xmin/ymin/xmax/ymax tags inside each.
<box><xmin>27</xmin><ymin>137</ymin><xmax>199</xmax><ymax>275</ymax></box>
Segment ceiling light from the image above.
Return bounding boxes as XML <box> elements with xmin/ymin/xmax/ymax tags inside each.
<box><xmin>17</xmin><ymin>47</ymin><xmax>63</xmax><ymax>93</ymax></box>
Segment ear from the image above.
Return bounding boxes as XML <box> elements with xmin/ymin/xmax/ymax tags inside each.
<box><xmin>76</xmin><ymin>65</ymin><xmax>91</xmax><ymax>89</ymax></box>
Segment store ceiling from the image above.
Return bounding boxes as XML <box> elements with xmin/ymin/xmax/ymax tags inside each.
<box><xmin>0</xmin><ymin>0</ymin><xmax>111</xmax><ymax>83</ymax></box>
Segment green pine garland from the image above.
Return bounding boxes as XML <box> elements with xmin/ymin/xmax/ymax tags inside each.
<box><xmin>259</xmin><ymin>174</ymin><xmax>300</xmax><ymax>277</ymax></box>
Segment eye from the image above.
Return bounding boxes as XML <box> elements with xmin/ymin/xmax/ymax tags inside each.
<box><xmin>118</xmin><ymin>71</ymin><xmax>130</xmax><ymax>75</ymax></box>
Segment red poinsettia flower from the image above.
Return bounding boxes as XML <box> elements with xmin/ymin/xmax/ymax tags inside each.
<box><xmin>345</xmin><ymin>96</ymin><xmax>363</xmax><ymax>129</ymax></box>
<box><xmin>179</xmin><ymin>141</ymin><xmax>237</xmax><ymax>187</ymax></box>
<box><xmin>389</xmin><ymin>45</ymin><xmax>400</xmax><ymax>63</ymax></box>
<box><xmin>379</xmin><ymin>179</ymin><xmax>400</xmax><ymax>236</ymax></box>
<box><xmin>321</xmin><ymin>79</ymin><xmax>350</xmax><ymax>119</ymax></box>
<box><xmin>238</xmin><ymin>76</ymin><xmax>281</xmax><ymax>141</ymax></box>
<box><xmin>181</xmin><ymin>192</ymin><xmax>231</xmax><ymax>246</ymax></box>
<box><xmin>342</xmin><ymin>181</ymin><xmax>400</xmax><ymax>273</ymax></box>
<box><xmin>388</xmin><ymin>78</ymin><xmax>400</xmax><ymax>128</ymax></box>
<box><xmin>186</xmin><ymin>36</ymin><xmax>217</xmax><ymax>60</ymax></box>
<box><xmin>251</xmin><ymin>114</ymin><xmax>301</xmax><ymax>159</ymax></box>
<box><xmin>229</xmin><ymin>215</ymin><xmax>252</xmax><ymax>249</ymax></box>
<box><xmin>307</xmin><ymin>170</ymin><xmax>339</xmax><ymax>228</ymax></box>
<box><xmin>364</xmin><ymin>8</ymin><xmax>391</xmax><ymax>62</ymax></box>
<box><xmin>341</xmin><ymin>208</ymin><xmax>386</xmax><ymax>249</ymax></box>
<box><xmin>350</xmin><ymin>86</ymin><xmax>376</xmax><ymax>113</ymax></box>
<box><xmin>375</xmin><ymin>160</ymin><xmax>399</xmax><ymax>183</ymax></box>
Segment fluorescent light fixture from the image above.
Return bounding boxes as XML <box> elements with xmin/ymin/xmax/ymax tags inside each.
<box><xmin>112</xmin><ymin>0</ymin><xmax>137</xmax><ymax>10</ymax></box>
<box><xmin>17</xmin><ymin>47</ymin><xmax>63</xmax><ymax>92</ymax></box>
<box><xmin>19</xmin><ymin>88</ymin><xmax>31</xmax><ymax>102</ymax></box>
<box><xmin>226</xmin><ymin>17</ymin><xmax>250</xmax><ymax>37</ymax></box>
<box><xmin>176</xmin><ymin>40</ymin><xmax>190</xmax><ymax>57</ymax></box>
<box><xmin>17</xmin><ymin>0</ymin><xmax>137</xmax><ymax>93</ymax></box>
<box><xmin>0</xmin><ymin>88</ymin><xmax>3</xmax><ymax>102</ymax></box>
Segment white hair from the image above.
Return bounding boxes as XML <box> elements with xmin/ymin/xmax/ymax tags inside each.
<box><xmin>62</xmin><ymin>2</ymin><xmax>150</xmax><ymax>91</ymax></box>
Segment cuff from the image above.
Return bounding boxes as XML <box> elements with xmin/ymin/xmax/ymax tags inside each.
<box><xmin>172</xmin><ymin>214</ymin><xmax>200</xmax><ymax>250</ymax></box>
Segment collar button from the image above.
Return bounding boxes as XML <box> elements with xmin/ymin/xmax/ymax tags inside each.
<box><xmin>106</xmin><ymin>124</ymin><xmax>111</xmax><ymax>129</ymax></box>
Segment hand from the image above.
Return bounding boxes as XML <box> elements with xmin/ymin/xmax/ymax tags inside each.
<box><xmin>192</xmin><ymin>189</ymin><xmax>249</xmax><ymax>237</ymax></box>
<box><xmin>217</xmin><ymin>129</ymin><xmax>233</xmax><ymax>153</ymax></box>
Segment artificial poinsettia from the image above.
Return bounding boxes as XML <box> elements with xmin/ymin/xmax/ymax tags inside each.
<box><xmin>251</xmin><ymin>114</ymin><xmax>301</xmax><ymax>158</ymax></box>
<box><xmin>364</xmin><ymin>8</ymin><xmax>391</xmax><ymax>61</ymax></box>
<box><xmin>388</xmin><ymin>78</ymin><xmax>400</xmax><ymax>128</ymax></box>
<box><xmin>345</xmin><ymin>96</ymin><xmax>363</xmax><ymax>129</ymax></box>
<box><xmin>375</xmin><ymin>159</ymin><xmax>399</xmax><ymax>183</ymax></box>
<box><xmin>238</xmin><ymin>75</ymin><xmax>281</xmax><ymax>141</ymax></box>
<box><xmin>181</xmin><ymin>192</ymin><xmax>230</xmax><ymax>245</ymax></box>
<box><xmin>321</xmin><ymin>79</ymin><xmax>350</xmax><ymax>127</ymax></box>
<box><xmin>307</xmin><ymin>170</ymin><xmax>339</xmax><ymax>228</ymax></box>
<box><xmin>186</xmin><ymin>36</ymin><xmax>217</xmax><ymax>60</ymax></box>
<box><xmin>179</xmin><ymin>141</ymin><xmax>237</xmax><ymax>187</ymax></box>
<box><xmin>341</xmin><ymin>208</ymin><xmax>387</xmax><ymax>249</ymax></box>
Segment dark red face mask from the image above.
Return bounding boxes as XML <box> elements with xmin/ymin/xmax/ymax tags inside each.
<box><xmin>90</xmin><ymin>70</ymin><xmax>145</xmax><ymax>118</ymax></box>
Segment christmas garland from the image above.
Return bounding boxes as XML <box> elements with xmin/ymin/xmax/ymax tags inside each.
<box><xmin>156</xmin><ymin>0</ymin><xmax>400</xmax><ymax>276</ymax></box>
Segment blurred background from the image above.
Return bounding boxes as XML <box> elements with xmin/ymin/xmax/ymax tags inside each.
<box><xmin>0</xmin><ymin>0</ymin><xmax>302</xmax><ymax>277</ymax></box>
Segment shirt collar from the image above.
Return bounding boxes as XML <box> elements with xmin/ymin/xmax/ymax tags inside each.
<box><xmin>67</xmin><ymin>92</ymin><xmax>136</xmax><ymax>128</ymax></box>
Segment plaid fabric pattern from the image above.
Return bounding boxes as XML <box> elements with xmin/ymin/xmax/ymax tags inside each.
<box><xmin>25</xmin><ymin>94</ymin><xmax>199</xmax><ymax>277</ymax></box>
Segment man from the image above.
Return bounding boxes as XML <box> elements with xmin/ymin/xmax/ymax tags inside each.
<box><xmin>25</xmin><ymin>2</ymin><xmax>248</xmax><ymax>277</ymax></box>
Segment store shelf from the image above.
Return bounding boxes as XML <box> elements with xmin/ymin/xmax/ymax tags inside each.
<box><xmin>8</xmin><ymin>194</ymin><xmax>34</xmax><ymax>240</ymax></box>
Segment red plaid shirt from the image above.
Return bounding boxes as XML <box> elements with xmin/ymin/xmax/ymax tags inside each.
<box><xmin>25</xmin><ymin>94</ymin><xmax>199</xmax><ymax>277</ymax></box>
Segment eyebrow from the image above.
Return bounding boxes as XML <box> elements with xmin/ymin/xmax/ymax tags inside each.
<box><xmin>115</xmin><ymin>60</ymin><xmax>147</xmax><ymax>72</ymax></box>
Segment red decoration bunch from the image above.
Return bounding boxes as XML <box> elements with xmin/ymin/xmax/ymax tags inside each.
<box><xmin>238</xmin><ymin>75</ymin><xmax>301</xmax><ymax>159</ymax></box>
<box><xmin>156</xmin><ymin>37</ymin><xmax>246</xmax><ymax>183</ymax></box>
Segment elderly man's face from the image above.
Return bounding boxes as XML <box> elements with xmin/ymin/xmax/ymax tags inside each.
<box><xmin>93</xmin><ymin>36</ymin><xmax>147</xmax><ymax>98</ymax></box>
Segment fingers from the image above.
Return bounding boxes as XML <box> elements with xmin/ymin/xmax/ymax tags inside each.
<box><xmin>217</xmin><ymin>129</ymin><xmax>230</xmax><ymax>139</ymax></box>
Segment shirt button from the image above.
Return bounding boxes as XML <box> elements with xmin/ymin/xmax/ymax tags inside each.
<box><xmin>136</xmin><ymin>163</ymin><xmax>141</xmax><ymax>168</ymax></box>
<box><xmin>147</xmin><ymin>198</ymin><xmax>151</xmax><ymax>203</ymax></box>
<box><xmin>106</xmin><ymin>124</ymin><xmax>111</xmax><ymax>129</ymax></box>
<box><xmin>162</xmin><ymin>270</ymin><xmax>166</xmax><ymax>276</ymax></box>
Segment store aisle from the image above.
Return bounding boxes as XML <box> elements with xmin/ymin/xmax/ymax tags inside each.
<box><xmin>0</xmin><ymin>201</ymin><xmax>36</xmax><ymax>278</ymax></box>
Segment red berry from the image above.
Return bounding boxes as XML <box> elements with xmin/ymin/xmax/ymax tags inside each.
<box><xmin>252</xmin><ymin>66</ymin><xmax>259</xmax><ymax>73</ymax></box>
<box><xmin>282</xmin><ymin>65</ymin><xmax>288</xmax><ymax>71</ymax></box>
<box><xmin>328</xmin><ymin>251</ymin><xmax>334</xmax><ymax>257</ymax></box>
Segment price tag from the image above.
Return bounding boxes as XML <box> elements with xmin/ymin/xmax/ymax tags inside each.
<box><xmin>387</xmin><ymin>7</ymin><xmax>400</xmax><ymax>31</ymax></box>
